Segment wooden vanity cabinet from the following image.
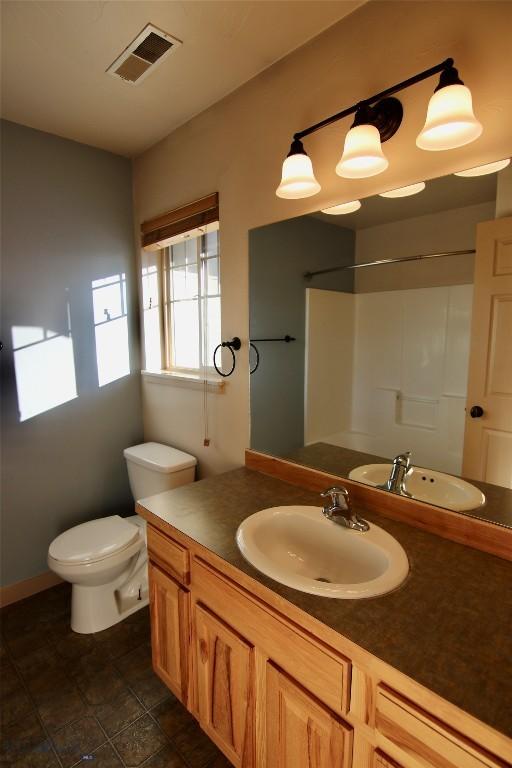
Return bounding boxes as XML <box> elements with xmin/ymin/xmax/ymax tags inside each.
<box><xmin>266</xmin><ymin>663</ymin><xmax>352</xmax><ymax>768</ymax></box>
<box><xmin>146</xmin><ymin>521</ymin><xmax>512</xmax><ymax>768</ymax></box>
<box><xmin>148</xmin><ymin>562</ymin><xmax>190</xmax><ymax>705</ymax></box>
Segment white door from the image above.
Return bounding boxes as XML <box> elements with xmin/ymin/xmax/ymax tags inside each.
<box><xmin>462</xmin><ymin>216</ymin><xmax>512</xmax><ymax>488</ymax></box>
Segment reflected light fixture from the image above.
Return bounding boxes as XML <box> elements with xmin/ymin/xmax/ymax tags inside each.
<box><xmin>322</xmin><ymin>200</ymin><xmax>361</xmax><ymax>215</ymax></box>
<box><xmin>454</xmin><ymin>158</ymin><xmax>510</xmax><ymax>177</ymax></box>
<box><xmin>276</xmin><ymin>58</ymin><xmax>482</xmax><ymax>199</ymax></box>
<box><xmin>275</xmin><ymin>139</ymin><xmax>321</xmax><ymax>199</ymax></box>
<box><xmin>416</xmin><ymin>66</ymin><xmax>482</xmax><ymax>151</ymax></box>
<box><xmin>379</xmin><ymin>182</ymin><xmax>426</xmax><ymax>198</ymax></box>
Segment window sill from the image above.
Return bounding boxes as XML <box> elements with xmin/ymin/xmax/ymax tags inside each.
<box><xmin>141</xmin><ymin>369</ymin><xmax>226</xmax><ymax>393</ymax></box>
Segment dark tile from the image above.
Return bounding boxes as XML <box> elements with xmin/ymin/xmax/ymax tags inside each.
<box><xmin>14</xmin><ymin>644</ymin><xmax>63</xmax><ymax>678</ymax></box>
<box><xmin>112</xmin><ymin>714</ymin><xmax>167</xmax><ymax>767</ymax></box>
<box><xmin>207</xmin><ymin>754</ymin><xmax>233</xmax><ymax>768</ymax></box>
<box><xmin>55</xmin><ymin>633</ymin><xmax>95</xmax><ymax>662</ymax></box>
<box><xmin>115</xmin><ymin>642</ymin><xmax>153</xmax><ymax>682</ymax></box>
<box><xmin>0</xmin><ymin>685</ymin><xmax>34</xmax><ymax>725</ymax></box>
<box><xmin>52</xmin><ymin>715</ymin><xmax>106</xmax><ymax>768</ymax></box>
<box><xmin>115</xmin><ymin>644</ymin><xmax>168</xmax><ymax>709</ymax></box>
<box><xmin>37</xmin><ymin>685</ymin><xmax>89</xmax><ymax>733</ymax></box>
<box><xmin>0</xmin><ymin>658</ymin><xmax>24</xmax><ymax>699</ymax></box>
<box><xmin>5</xmin><ymin>626</ymin><xmax>50</xmax><ymax>661</ymax></box>
<box><xmin>173</xmin><ymin>719</ymin><xmax>220</xmax><ymax>768</ymax></box>
<box><xmin>99</xmin><ymin>622</ymin><xmax>149</xmax><ymax>661</ymax></box>
<box><xmin>76</xmin><ymin>742</ymin><xmax>123</xmax><ymax>767</ymax></box>
<box><xmin>128</xmin><ymin>670</ymin><xmax>169</xmax><ymax>710</ymax></box>
<box><xmin>0</xmin><ymin>710</ymin><xmax>46</xmax><ymax>762</ymax></box>
<box><xmin>142</xmin><ymin>744</ymin><xmax>187</xmax><ymax>768</ymax></box>
<box><xmin>124</xmin><ymin>606</ymin><xmax>150</xmax><ymax>626</ymax></box>
<box><xmin>25</xmin><ymin>666</ymin><xmax>76</xmax><ymax>705</ymax></box>
<box><xmin>66</xmin><ymin>644</ymin><xmax>113</xmax><ymax>678</ymax></box>
<box><xmin>11</xmin><ymin>739</ymin><xmax>60</xmax><ymax>768</ymax></box>
<box><xmin>75</xmin><ymin>663</ymin><xmax>127</xmax><ymax>706</ymax></box>
<box><xmin>93</xmin><ymin>689</ymin><xmax>144</xmax><ymax>737</ymax></box>
<box><xmin>150</xmin><ymin>696</ymin><xmax>193</xmax><ymax>740</ymax></box>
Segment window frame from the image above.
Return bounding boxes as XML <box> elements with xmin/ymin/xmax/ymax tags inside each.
<box><xmin>163</xmin><ymin>228</ymin><xmax>221</xmax><ymax>376</ymax></box>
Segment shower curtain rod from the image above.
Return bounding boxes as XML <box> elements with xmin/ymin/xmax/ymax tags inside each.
<box><xmin>303</xmin><ymin>249</ymin><xmax>476</xmax><ymax>280</ymax></box>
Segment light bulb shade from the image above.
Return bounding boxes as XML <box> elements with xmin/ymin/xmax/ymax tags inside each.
<box><xmin>454</xmin><ymin>158</ymin><xmax>510</xmax><ymax>177</ymax></box>
<box><xmin>416</xmin><ymin>84</ymin><xmax>482</xmax><ymax>151</ymax></box>
<box><xmin>379</xmin><ymin>182</ymin><xmax>426</xmax><ymax>198</ymax></box>
<box><xmin>276</xmin><ymin>152</ymin><xmax>321</xmax><ymax>199</ymax></box>
<box><xmin>322</xmin><ymin>200</ymin><xmax>361</xmax><ymax>215</ymax></box>
<box><xmin>336</xmin><ymin>124</ymin><xmax>389</xmax><ymax>179</ymax></box>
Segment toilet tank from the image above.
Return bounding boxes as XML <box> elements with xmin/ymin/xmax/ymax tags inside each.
<box><xmin>123</xmin><ymin>442</ymin><xmax>197</xmax><ymax>501</ymax></box>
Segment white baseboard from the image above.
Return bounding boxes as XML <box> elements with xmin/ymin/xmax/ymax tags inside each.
<box><xmin>0</xmin><ymin>571</ymin><xmax>63</xmax><ymax>608</ymax></box>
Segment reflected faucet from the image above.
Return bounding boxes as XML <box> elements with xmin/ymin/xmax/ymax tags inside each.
<box><xmin>321</xmin><ymin>486</ymin><xmax>369</xmax><ymax>532</ymax></box>
<box><xmin>378</xmin><ymin>452</ymin><xmax>413</xmax><ymax>497</ymax></box>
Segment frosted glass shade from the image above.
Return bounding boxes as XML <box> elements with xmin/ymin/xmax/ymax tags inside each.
<box><xmin>276</xmin><ymin>153</ymin><xmax>321</xmax><ymax>199</ymax></box>
<box><xmin>454</xmin><ymin>158</ymin><xmax>510</xmax><ymax>177</ymax></box>
<box><xmin>322</xmin><ymin>200</ymin><xmax>361</xmax><ymax>214</ymax></box>
<box><xmin>416</xmin><ymin>84</ymin><xmax>482</xmax><ymax>151</ymax></box>
<box><xmin>336</xmin><ymin>124</ymin><xmax>388</xmax><ymax>179</ymax></box>
<box><xmin>379</xmin><ymin>182</ymin><xmax>426</xmax><ymax>198</ymax></box>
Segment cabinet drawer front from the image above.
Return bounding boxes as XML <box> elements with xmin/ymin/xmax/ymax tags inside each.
<box><xmin>192</xmin><ymin>557</ymin><xmax>350</xmax><ymax>715</ymax></box>
<box><xmin>375</xmin><ymin>686</ymin><xmax>506</xmax><ymax>768</ymax></box>
<box><xmin>148</xmin><ymin>525</ymin><xmax>190</xmax><ymax>584</ymax></box>
<box><xmin>266</xmin><ymin>663</ymin><xmax>352</xmax><ymax>768</ymax></box>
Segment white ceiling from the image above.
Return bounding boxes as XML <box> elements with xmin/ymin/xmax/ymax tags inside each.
<box><xmin>0</xmin><ymin>0</ymin><xmax>364</xmax><ymax>157</ymax></box>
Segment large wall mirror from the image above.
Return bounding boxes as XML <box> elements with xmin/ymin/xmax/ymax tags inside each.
<box><xmin>249</xmin><ymin>163</ymin><xmax>512</xmax><ymax>528</ymax></box>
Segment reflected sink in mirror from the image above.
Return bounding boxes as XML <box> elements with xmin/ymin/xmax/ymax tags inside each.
<box><xmin>236</xmin><ymin>505</ymin><xmax>409</xmax><ymax>599</ymax></box>
<box><xmin>349</xmin><ymin>464</ymin><xmax>485</xmax><ymax>512</ymax></box>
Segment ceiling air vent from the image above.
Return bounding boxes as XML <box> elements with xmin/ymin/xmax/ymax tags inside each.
<box><xmin>107</xmin><ymin>24</ymin><xmax>182</xmax><ymax>85</ymax></box>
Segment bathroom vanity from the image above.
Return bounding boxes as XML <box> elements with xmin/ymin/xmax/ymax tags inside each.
<box><xmin>137</xmin><ymin>462</ymin><xmax>512</xmax><ymax>768</ymax></box>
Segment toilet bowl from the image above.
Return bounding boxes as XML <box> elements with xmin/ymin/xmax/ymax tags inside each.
<box><xmin>48</xmin><ymin>442</ymin><xmax>197</xmax><ymax>634</ymax></box>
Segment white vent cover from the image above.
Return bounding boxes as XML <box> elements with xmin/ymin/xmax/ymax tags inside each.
<box><xmin>107</xmin><ymin>24</ymin><xmax>182</xmax><ymax>85</ymax></box>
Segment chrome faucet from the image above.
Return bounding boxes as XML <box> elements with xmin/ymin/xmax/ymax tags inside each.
<box><xmin>321</xmin><ymin>486</ymin><xmax>369</xmax><ymax>532</ymax></box>
<box><xmin>378</xmin><ymin>451</ymin><xmax>413</xmax><ymax>497</ymax></box>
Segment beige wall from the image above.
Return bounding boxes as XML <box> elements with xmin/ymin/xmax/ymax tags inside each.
<box><xmin>133</xmin><ymin>1</ymin><xmax>512</xmax><ymax>477</ymax></box>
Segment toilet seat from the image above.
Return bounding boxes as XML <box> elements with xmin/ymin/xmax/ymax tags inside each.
<box><xmin>49</xmin><ymin>515</ymin><xmax>140</xmax><ymax>565</ymax></box>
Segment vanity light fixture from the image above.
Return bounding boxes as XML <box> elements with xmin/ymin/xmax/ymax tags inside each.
<box><xmin>322</xmin><ymin>200</ymin><xmax>361</xmax><ymax>215</ymax></box>
<box><xmin>416</xmin><ymin>67</ymin><xmax>482</xmax><ymax>151</ymax></box>
<box><xmin>379</xmin><ymin>182</ymin><xmax>426</xmax><ymax>198</ymax></box>
<box><xmin>276</xmin><ymin>58</ymin><xmax>482</xmax><ymax>199</ymax></box>
<box><xmin>275</xmin><ymin>139</ymin><xmax>321</xmax><ymax>199</ymax></box>
<box><xmin>454</xmin><ymin>158</ymin><xmax>510</xmax><ymax>177</ymax></box>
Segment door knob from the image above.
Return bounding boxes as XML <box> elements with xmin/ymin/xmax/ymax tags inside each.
<box><xmin>470</xmin><ymin>405</ymin><xmax>484</xmax><ymax>418</ymax></box>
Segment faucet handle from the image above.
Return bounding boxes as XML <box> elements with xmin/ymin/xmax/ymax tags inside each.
<box><xmin>320</xmin><ymin>486</ymin><xmax>351</xmax><ymax>511</ymax></box>
<box><xmin>394</xmin><ymin>451</ymin><xmax>412</xmax><ymax>468</ymax></box>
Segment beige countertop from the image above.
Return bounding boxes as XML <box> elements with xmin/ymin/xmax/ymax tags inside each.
<box><xmin>138</xmin><ymin>467</ymin><xmax>512</xmax><ymax>739</ymax></box>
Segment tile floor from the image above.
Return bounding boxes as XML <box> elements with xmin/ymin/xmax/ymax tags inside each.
<box><xmin>0</xmin><ymin>584</ymin><xmax>231</xmax><ymax>768</ymax></box>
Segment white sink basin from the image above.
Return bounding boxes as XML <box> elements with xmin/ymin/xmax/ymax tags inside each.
<box><xmin>348</xmin><ymin>464</ymin><xmax>485</xmax><ymax>512</ymax></box>
<box><xmin>236</xmin><ymin>506</ymin><xmax>409</xmax><ymax>599</ymax></box>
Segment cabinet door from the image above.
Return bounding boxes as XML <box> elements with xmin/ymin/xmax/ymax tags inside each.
<box><xmin>266</xmin><ymin>663</ymin><xmax>353</xmax><ymax>768</ymax></box>
<box><xmin>149</xmin><ymin>562</ymin><xmax>190</xmax><ymax>704</ymax></box>
<box><xmin>195</xmin><ymin>603</ymin><xmax>254</xmax><ymax>767</ymax></box>
<box><xmin>373</xmin><ymin>752</ymin><xmax>402</xmax><ymax>768</ymax></box>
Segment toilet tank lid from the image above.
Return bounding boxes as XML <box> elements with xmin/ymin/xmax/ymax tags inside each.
<box><xmin>124</xmin><ymin>442</ymin><xmax>197</xmax><ymax>473</ymax></box>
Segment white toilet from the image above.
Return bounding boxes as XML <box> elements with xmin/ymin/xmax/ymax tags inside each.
<box><xmin>48</xmin><ymin>442</ymin><xmax>197</xmax><ymax>634</ymax></box>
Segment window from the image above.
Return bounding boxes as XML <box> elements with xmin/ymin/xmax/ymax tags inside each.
<box><xmin>140</xmin><ymin>193</ymin><xmax>220</xmax><ymax>380</ymax></box>
<box><xmin>166</xmin><ymin>227</ymin><xmax>220</xmax><ymax>372</ymax></box>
